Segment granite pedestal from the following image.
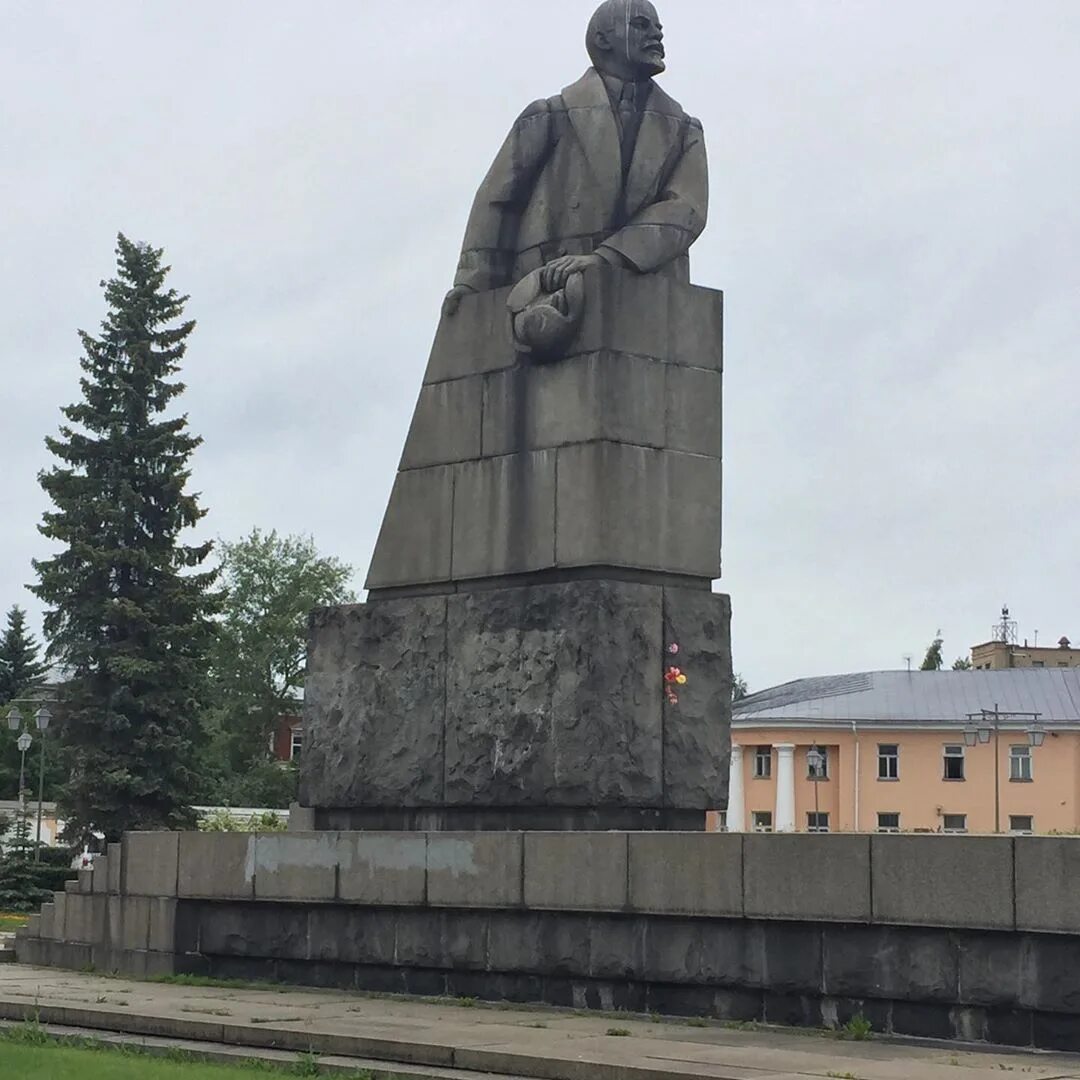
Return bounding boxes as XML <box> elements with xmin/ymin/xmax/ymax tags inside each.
<box><xmin>300</xmin><ymin>581</ymin><xmax>731</xmax><ymax>830</ymax></box>
<box><xmin>301</xmin><ymin>269</ymin><xmax>731</xmax><ymax>829</ymax></box>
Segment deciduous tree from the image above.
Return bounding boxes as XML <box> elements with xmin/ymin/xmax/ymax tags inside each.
<box><xmin>199</xmin><ymin>529</ymin><xmax>354</xmax><ymax>805</ymax></box>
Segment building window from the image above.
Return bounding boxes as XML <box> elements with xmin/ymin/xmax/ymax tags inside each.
<box><xmin>1010</xmin><ymin>745</ymin><xmax>1032</xmax><ymax>782</ymax></box>
<box><xmin>753</xmin><ymin>746</ymin><xmax>772</xmax><ymax>779</ymax></box>
<box><xmin>290</xmin><ymin>727</ymin><xmax>303</xmax><ymax>761</ymax></box>
<box><xmin>943</xmin><ymin>744</ymin><xmax>965</xmax><ymax>781</ymax></box>
<box><xmin>942</xmin><ymin>814</ymin><xmax>967</xmax><ymax>833</ymax></box>
<box><xmin>877</xmin><ymin>812</ymin><xmax>901</xmax><ymax>833</ymax></box>
<box><xmin>807</xmin><ymin>746</ymin><xmax>829</xmax><ymax>780</ymax></box>
<box><xmin>1009</xmin><ymin>815</ymin><xmax>1034</xmax><ymax>835</ymax></box>
<box><xmin>1032</xmin><ymin>660</ymin><xmax>1045</xmax><ymax>668</ymax></box>
<box><xmin>752</xmin><ymin>811</ymin><xmax>773</xmax><ymax>832</ymax></box>
<box><xmin>878</xmin><ymin>744</ymin><xmax>899</xmax><ymax>780</ymax></box>
<box><xmin>807</xmin><ymin>812</ymin><xmax>830</xmax><ymax>833</ymax></box>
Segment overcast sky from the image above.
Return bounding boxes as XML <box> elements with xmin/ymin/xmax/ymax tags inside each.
<box><xmin>3</xmin><ymin>1</ymin><xmax>1078</xmax><ymax>693</ymax></box>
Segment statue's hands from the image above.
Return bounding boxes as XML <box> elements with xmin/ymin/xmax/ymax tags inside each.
<box><xmin>539</xmin><ymin>253</ymin><xmax>605</xmax><ymax>294</ymax></box>
<box><xmin>442</xmin><ymin>285</ymin><xmax>474</xmax><ymax>318</ymax></box>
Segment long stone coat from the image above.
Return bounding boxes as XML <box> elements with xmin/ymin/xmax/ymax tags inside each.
<box><xmin>453</xmin><ymin>67</ymin><xmax>709</xmax><ymax>293</ymax></box>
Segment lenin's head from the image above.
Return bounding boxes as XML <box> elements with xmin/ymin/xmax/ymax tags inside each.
<box><xmin>587</xmin><ymin>0</ymin><xmax>666</xmax><ymax>80</ymax></box>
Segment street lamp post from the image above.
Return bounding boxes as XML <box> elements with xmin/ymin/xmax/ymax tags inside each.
<box><xmin>807</xmin><ymin>744</ymin><xmax>824</xmax><ymax>831</ymax></box>
<box><xmin>6</xmin><ymin>704</ymin><xmax>53</xmax><ymax>859</ymax></box>
<box><xmin>7</xmin><ymin>706</ymin><xmax>32</xmax><ymax>817</ymax></box>
<box><xmin>963</xmin><ymin>704</ymin><xmax>1044</xmax><ymax>834</ymax></box>
<box><xmin>34</xmin><ymin>707</ymin><xmax>52</xmax><ymax>861</ymax></box>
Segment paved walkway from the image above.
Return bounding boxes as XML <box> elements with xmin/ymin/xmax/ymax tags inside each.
<box><xmin>3</xmin><ymin>965</ymin><xmax>1080</xmax><ymax>1080</ymax></box>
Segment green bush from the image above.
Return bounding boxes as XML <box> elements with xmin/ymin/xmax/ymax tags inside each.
<box><xmin>198</xmin><ymin>808</ymin><xmax>286</xmax><ymax>833</ymax></box>
<box><xmin>0</xmin><ymin>812</ymin><xmax>66</xmax><ymax>912</ymax></box>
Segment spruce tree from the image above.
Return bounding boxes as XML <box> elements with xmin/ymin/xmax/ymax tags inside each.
<box><xmin>31</xmin><ymin>234</ymin><xmax>220</xmax><ymax>841</ymax></box>
<box><xmin>0</xmin><ymin>606</ymin><xmax>48</xmax><ymax>704</ymax></box>
<box><xmin>920</xmin><ymin>633</ymin><xmax>945</xmax><ymax>672</ymax></box>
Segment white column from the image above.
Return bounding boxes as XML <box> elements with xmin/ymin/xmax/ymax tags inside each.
<box><xmin>726</xmin><ymin>744</ymin><xmax>745</xmax><ymax>832</ymax></box>
<box><xmin>775</xmin><ymin>743</ymin><xmax>797</xmax><ymax>833</ymax></box>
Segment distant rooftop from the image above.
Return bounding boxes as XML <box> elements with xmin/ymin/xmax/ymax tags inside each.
<box><xmin>734</xmin><ymin>669</ymin><xmax>1080</xmax><ymax>724</ymax></box>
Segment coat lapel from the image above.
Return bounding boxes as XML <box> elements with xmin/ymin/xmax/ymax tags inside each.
<box><xmin>623</xmin><ymin>82</ymin><xmax>683</xmax><ymax>221</ymax></box>
<box><xmin>562</xmin><ymin>69</ymin><xmax>621</xmax><ymax>225</ymax></box>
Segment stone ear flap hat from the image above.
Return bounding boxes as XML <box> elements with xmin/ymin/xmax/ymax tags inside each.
<box><xmin>506</xmin><ymin>267</ymin><xmax>586</xmax><ymax>360</ymax></box>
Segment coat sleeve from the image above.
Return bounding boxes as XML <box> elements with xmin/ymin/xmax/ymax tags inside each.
<box><xmin>599</xmin><ymin>117</ymin><xmax>709</xmax><ymax>274</ymax></box>
<box><xmin>453</xmin><ymin>100</ymin><xmax>554</xmax><ymax>292</ymax></box>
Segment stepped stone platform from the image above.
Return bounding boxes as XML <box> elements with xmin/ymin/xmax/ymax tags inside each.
<box><xmin>19</xmin><ymin>830</ymin><xmax>1080</xmax><ymax>1053</ymax></box>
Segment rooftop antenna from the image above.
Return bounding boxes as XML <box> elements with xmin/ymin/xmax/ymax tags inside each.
<box><xmin>903</xmin><ymin>653</ymin><xmax>913</xmax><ymax>673</ymax></box>
<box><xmin>993</xmin><ymin>605</ymin><xmax>1018</xmax><ymax>646</ymax></box>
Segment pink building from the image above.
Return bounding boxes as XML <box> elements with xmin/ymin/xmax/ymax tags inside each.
<box><xmin>722</xmin><ymin>669</ymin><xmax>1080</xmax><ymax>835</ymax></box>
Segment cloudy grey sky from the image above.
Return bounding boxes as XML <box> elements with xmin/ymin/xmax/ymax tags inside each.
<box><xmin>3</xmin><ymin>1</ymin><xmax>1078</xmax><ymax>692</ymax></box>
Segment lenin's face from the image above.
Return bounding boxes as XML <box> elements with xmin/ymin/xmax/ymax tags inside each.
<box><xmin>616</xmin><ymin>1</ymin><xmax>666</xmax><ymax>77</ymax></box>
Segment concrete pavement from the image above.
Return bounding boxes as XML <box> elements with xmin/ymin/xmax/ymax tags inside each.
<box><xmin>2</xmin><ymin>964</ymin><xmax>1080</xmax><ymax>1080</ymax></box>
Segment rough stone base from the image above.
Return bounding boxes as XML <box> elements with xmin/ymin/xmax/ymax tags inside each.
<box><xmin>313</xmin><ymin>806</ymin><xmax>705</xmax><ymax>832</ymax></box>
<box><xmin>299</xmin><ymin>581</ymin><xmax>732</xmax><ymax>827</ymax></box>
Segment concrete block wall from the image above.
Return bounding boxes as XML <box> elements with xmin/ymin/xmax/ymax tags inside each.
<box><xmin>366</xmin><ymin>271</ymin><xmax>724</xmax><ymax>592</ymax></box>
<box><xmin>20</xmin><ymin>830</ymin><xmax>1080</xmax><ymax>931</ymax></box>
<box><xmin>19</xmin><ymin>830</ymin><xmax>1080</xmax><ymax>1051</ymax></box>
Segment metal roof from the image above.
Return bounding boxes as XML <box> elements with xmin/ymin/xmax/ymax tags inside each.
<box><xmin>733</xmin><ymin>669</ymin><xmax>1080</xmax><ymax>724</ymax></box>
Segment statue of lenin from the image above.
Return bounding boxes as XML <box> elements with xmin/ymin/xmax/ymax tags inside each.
<box><xmin>443</xmin><ymin>0</ymin><xmax>708</xmax><ymax>317</ymax></box>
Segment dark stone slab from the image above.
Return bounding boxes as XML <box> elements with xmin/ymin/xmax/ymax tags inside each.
<box><xmin>355</xmin><ymin>966</ymin><xmax>408</xmax><ymax>995</ymax></box>
<box><xmin>831</xmin><ymin>996</ymin><xmax>892</xmax><ymax>1035</ymax></box>
<box><xmin>891</xmin><ymin>1000</ymin><xmax>954</xmax><ymax>1040</ymax></box>
<box><xmin>647</xmin><ymin>983</ymin><xmax>722</xmax><ymax>1019</ymax></box>
<box><xmin>308</xmin><ymin>907</ymin><xmax>396</xmax><ymax>966</ymax></box>
<box><xmin>403</xmin><ymin>968</ymin><xmax>449</xmax><ymax>997</ymax></box>
<box><xmin>198</xmin><ymin>903</ymin><xmax>308</xmax><ymax>960</ymax></box>
<box><xmin>207</xmin><ymin>956</ymin><xmax>278</xmax><ymax>984</ymax></box>
<box><xmin>304</xmin><ymin>581</ymin><xmax>728</xmax><ymax>820</ymax></box>
<box><xmin>950</xmin><ymin>1005</ymin><xmax>987</xmax><ymax>1043</ymax></box>
<box><xmin>670</xmin><ymin>282</ymin><xmax>724</xmax><ymax>371</ymax></box>
<box><xmin>540</xmin><ymin>975</ymin><xmax>577</xmax><ymax>1008</ymax></box>
<box><xmin>365</xmin><ymin>466</ymin><xmax>454</xmax><ymax>590</ymax></box>
<box><xmin>823</xmin><ymin>924</ymin><xmax>958</xmax><ymax>1003</ymax></box>
<box><xmin>275</xmin><ymin>959</ymin><xmax>356</xmax><ymax>991</ymax></box>
<box><xmin>1033</xmin><ymin>1011</ymin><xmax>1080</xmax><ymax>1052</ymax></box>
<box><xmin>588</xmin><ymin>915</ymin><xmax>647</xmax><ymax>980</ymax></box>
<box><xmin>481</xmin><ymin>352</ymin><xmax>667</xmax><ymax>458</ymax></box>
<box><xmin>644</xmin><ymin>917</ymin><xmax>750</xmax><ymax>986</ymax></box>
<box><xmin>400</xmin><ymin>378</ymin><xmax>483</xmax><ymax>470</ymax></box>
<box><xmin>762</xmin><ymin>992</ymin><xmax>819</xmax><ymax>1028</ymax></box>
<box><xmin>300</xmin><ymin>599</ymin><xmax>447</xmax><ymax>808</ymax></box>
<box><xmin>712</xmin><ymin>988</ymin><xmax>764</xmax><ymax>1022</ymax></box>
<box><xmin>450</xmin><ymin>451</ymin><xmax>557</xmax><ymax>580</ymax></box>
<box><xmin>314</xmin><ymin>806</ymin><xmax>703</xmax><ymax>831</ymax></box>
<box><xmin>746</xmin><ymin>922</ymin><xmax>823</xmax><ymax>995</ymax></box>
<box><xmin>554</xmin><ymin>441</ymin><xmax>722</xmax><ymax>580</ymax></box>
<box><xmin>394</xmin><ymin>909</ymin><xmax>489</xmax><ymax>971</ymax></box>
<box><xmin>443</xmin><ymin>581</ymin><xmax>663</xmax><ymax>809</ymax></box>
<box><xmin>488</xmin><ymin>911</ymin><xmax>590</xmax><ymax>976</ymax></box>
<box><xmin>1023</xmin><ymin>933</ymin><xmax>1080</xmax><ymax>1013</ymax></box>
<box><xmin>955</xmin><ymin>930</ymin><xmax>1027</xmax><ymax>1008</ymax></box>
<box><xmin>985</xmin><ymin>1007</ymin><xmax>1034</xmax><ymax>1048</ymax></box>
<box><xmin>174</xmin><ymin>953</ymin><xmax>211</xmax><ymax>978</ymax></box>
<box><xmin>423</xmin><ymin>287</ymin><xmax>516</xmax><ymax>384</ymax></box>
<box><xmin>175</xmin><ymin>902</ymin><xmax>200</xmax><ymax>954</ymax></box>
<box><xmin>665</xmin><ymin>364</ymin><xmax>722</xmax><ymax>458</ymax></box>
<box><xmin>661</xmin><ymin>588</ymin><xmax>731</xmax><ymax>807</ymax></box>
